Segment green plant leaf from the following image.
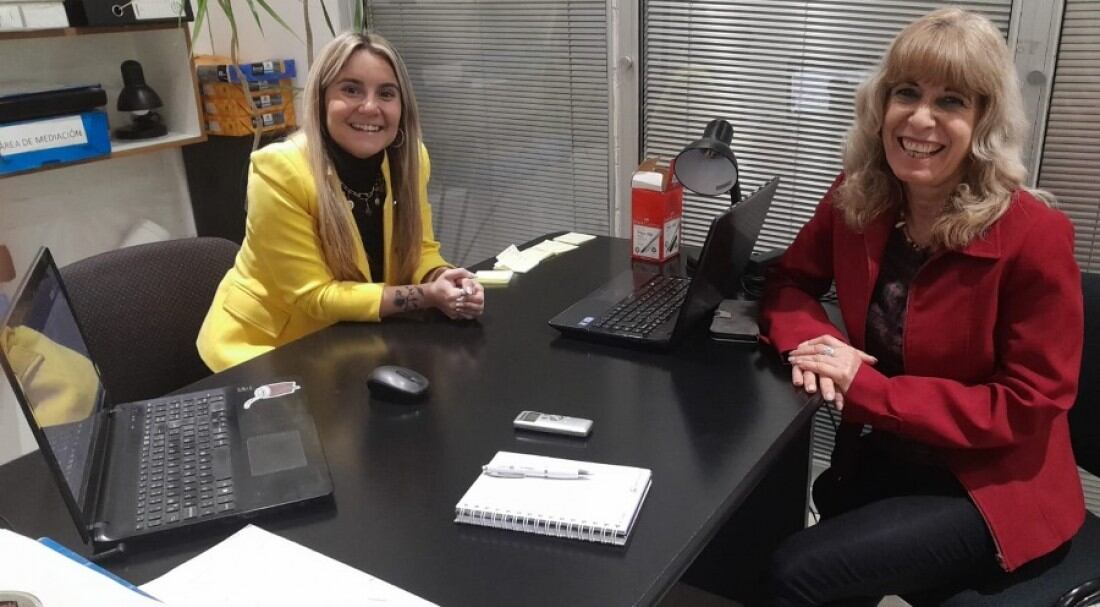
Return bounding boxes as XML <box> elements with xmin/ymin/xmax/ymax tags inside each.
<box><xmin>319</xmin><ymin>0</ymin><xmax>335</xmax><ymax>38</ymax></box>
<box><xmin>252</xmin><ymin>0</ymin><xmax>302</xmax><ymax>42</ymax></box>
<box><xmin>190</xmin><ymin>0</ymin><xmax>208</xmax><ymax>45</ymax></box>
<box><xmin>242</xmin><ymin>0</ymin><xmax>265</xmax><ymax>34</ymax></box>
<box><xmin>214</xmin><ymin>0</ymin><xmax>240</xmax><ymax>60</ymax></box>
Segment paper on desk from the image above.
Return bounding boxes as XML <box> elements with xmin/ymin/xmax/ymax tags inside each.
<box><xmin>0</xmin><ymin>530</ymin><xmax>165</xmax><ymax>607</ymax></box>
<box><xmin>553</xmin><ymin>232</ymin><xmax>596</xmax><ymax>246</ymax></box>
<box><xmin>530</xmin><ymin>239</ymin><xmax>577</xmax><ymax>256</ymax></box>
<box><xmin>494</xmin><ymin>244</ymin><xmax>552</xmax><ymax>273</ymax></box>
<box><xmin>140</xmin><ymin>525</ymin><xmax>437</xmax><ymax>607</ymax></box>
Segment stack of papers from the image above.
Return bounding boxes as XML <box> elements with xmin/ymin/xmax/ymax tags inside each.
<box><xmin>0</xmin><ymin>530</ymin><xmax>162</xmax><ymax>607</ymax></box>
<box><xmin>141</xmin><ymin>525</ymin><xmax>437</xmax><ymax>606</ymax></box>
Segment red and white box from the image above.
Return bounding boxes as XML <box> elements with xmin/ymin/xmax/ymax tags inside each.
<box><xmin>631</xmin><ymin>159</ymin><xmax>683</xmax><ymax>262</ymax></box>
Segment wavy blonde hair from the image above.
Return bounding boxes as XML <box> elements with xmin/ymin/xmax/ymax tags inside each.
<box><xmin>836</xmin><ymin>8</ymin><xmax>1046</xmax><ymax>249</ymax></box>
<box><xmin>298</xmin><ymin>31</ymin><xmax>423</xmax><ymax>284</ymax></box>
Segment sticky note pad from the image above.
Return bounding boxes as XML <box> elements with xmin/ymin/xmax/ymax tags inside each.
<box><xmin>531</xmin><ymin>239</ymin><xmax>578</xmax><ymax>256</ymax></box>
<box><xmin>475</xmin><ymin>270</ymin><xmax>514</xmax><ymax>285</ymax></box>
<box><xmin>553</xmin><ymin>232</ymin><xmax>596</xmax><ymax>246</ymax></box>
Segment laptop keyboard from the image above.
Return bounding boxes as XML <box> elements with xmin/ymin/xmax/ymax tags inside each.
<box><xmin>591</xmin><ymin>275</ymin><xmax>691</xmax><ymax>336</ymax></box>
<box><xmin>135</xmin><ymin>389</ymin><xmax>235</xmax><ymax>531</ymax></box>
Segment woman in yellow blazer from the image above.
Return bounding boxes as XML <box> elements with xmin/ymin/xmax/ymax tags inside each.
<box><xmin>198</xmin><ymin>32</ymin><xmax>484</xmax><ymax>372</ymax></box>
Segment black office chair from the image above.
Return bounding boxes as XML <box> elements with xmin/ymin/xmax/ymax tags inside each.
<box><xmin>60</xmin><ymin>237</ymin><xmax>238</xmax><ymax>404</ymax></box>
<box><xmin>905</xmin><ymin>272</ymin><xmax>1100</xmax><ymax>607</ymax></box>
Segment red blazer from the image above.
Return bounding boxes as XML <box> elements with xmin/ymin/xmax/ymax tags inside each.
<box><xmin>760</xmin><ymin>176</ymin><xmax>1085</xmax><ymax>571</ymax></box>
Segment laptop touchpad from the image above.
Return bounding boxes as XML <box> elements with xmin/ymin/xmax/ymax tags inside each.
<box><xmin>246</xmin><ymin>430</ymin><xmax>307</xmax><ymax>476</ymax></box>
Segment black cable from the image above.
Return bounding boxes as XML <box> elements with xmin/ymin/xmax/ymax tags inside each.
<box><xmin>0</xmin><ymin>513</ymin><xmax>15</xmax><ymax>532</ymax></box>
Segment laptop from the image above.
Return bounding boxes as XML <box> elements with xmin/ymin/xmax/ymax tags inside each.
<box><xmin>0</xmin><ymin>247</ymin><xmax>333</xmax><ymax>551</ymax></box>
<box><xmin>549</xmin><ymin>177</ymin><xmax>778</xmax><ymax>348</ymax></box>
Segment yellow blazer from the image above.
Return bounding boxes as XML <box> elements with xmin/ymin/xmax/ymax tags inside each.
<box><xmin>197</xmin><ymin>135</ymin><xmax>449</xmax><ymax>372</ymax></box>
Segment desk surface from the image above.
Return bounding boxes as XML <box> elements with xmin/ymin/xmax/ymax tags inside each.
<box><xmin>0</xmin><ymin>236</ymin><xmax>814</xmax><ymax>606</ymax></box>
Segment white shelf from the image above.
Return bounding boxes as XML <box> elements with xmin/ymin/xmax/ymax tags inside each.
<box><xmin>0</xmin><ymin>23</ymin><xmax>205</xmax><ymax>177</ymax></box>
<box><xmin>111</xmin><ymin>130</ymin><xmax>204</xmax><ymax>155</ymax></box>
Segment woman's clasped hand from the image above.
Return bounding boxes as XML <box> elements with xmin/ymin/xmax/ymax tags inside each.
<box><xmin>787</xmin><ymin>336</ymin><xmax>877</xmax><ymax>409</ymax></box>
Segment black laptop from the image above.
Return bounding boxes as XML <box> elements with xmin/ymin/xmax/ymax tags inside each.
<box><xmin>0</xmin><ymin>248</ymin><xmax>333</xmax><ymax>551</ymax></box>
<box><xmin>549</xmin><ymin>177</ymin><xmax>778</xmax><ymax>348</ymax></box>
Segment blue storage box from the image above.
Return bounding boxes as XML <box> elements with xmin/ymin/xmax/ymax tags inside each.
<box><xmin>0</xmin><ymin>110</ymin><xmax>111</xmax><ymax>175</ymax></box>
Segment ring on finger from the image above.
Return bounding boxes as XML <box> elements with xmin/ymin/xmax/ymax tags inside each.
<box><xmin>821</xmin><ymin>345</ymin><xmax>836</xmax><ymax>357</ymax></box>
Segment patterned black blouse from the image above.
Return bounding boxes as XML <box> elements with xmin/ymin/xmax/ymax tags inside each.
<box><xmin>864</xmin><ymin>224</ymin><xmax>932</xmax><ymax>378</ymax></box>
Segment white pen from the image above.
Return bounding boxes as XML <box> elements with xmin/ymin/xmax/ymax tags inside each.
<box><xmin>482</xmin><ymin>464</ymin><xmax>591</xmax><ymax>479</ymax></box>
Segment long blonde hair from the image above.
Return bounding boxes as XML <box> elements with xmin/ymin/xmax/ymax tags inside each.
<box><xmin>837</xmin><ymin>8</ymin><xmax>1044</xmax><ymax>249</ymax></box>
<box><xmin>299</xmin><ymin>31</ymin><xmax>424</xmax><ymax>283</ymax></box>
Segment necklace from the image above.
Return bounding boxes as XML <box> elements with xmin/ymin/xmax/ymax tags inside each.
<box><xmin>340</xmin><ymin>178</ymin><xmax>384</xmax><ymax>212</ymax></box>
<box><xmin>895</xmin><ymin>218</ymin><xmax>930</xmax><ymax>253</ymax></box>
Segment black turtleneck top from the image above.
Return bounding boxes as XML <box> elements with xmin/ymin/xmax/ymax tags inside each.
<box><xmin>327</xmin><ymin>139</ymin><xmax>386</xmax><ymax>281</ymax></box>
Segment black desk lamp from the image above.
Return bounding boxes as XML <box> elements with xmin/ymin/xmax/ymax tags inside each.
<box><xmin>673</xmin><ymin>119</ymin><xmax>741</xmax><ymax>205</ymax></box>
<box><xmin>114</xmin><ymin>60</ymin><xmax>167</xmax><ymax>140</ymax></box>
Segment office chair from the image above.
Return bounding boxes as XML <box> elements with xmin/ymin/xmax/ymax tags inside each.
<box><xmin>905</xmin><ymin>272</ymin><xmax>1100</xmax><ymax>607</ymax></box>
<box><xmin>60</xmin><ymin>237</ymin><xmax>238</xmax><ymax>404</ymax></box>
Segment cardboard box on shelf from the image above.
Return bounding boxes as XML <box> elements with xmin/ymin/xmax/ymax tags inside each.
<box><xmin>203</xmin><ymin>93</ymin><xmax>292</xmax><ymax>117</ymax></box>
<box><xmin>200</xmin><ymin>79</ymin><xmax>294</xmax><ymax>99</ymax></box>
<box><xmin>195</xmin><ymin>59</ymin><xmax>297</xmax><ymax>84</ymax></box>
<box><xmin>205</xmin><ymin>106</ymin><xmax>296</xmax><ymax>136</ymax></box>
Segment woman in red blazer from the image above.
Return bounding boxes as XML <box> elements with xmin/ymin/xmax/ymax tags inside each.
<box><xmin>761</xmin><ymin>8</ymin><xmax>1085</xmax><ymax>605</ymax></box>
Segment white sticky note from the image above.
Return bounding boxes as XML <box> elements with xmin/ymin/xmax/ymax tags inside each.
<box><xmin>553</xmin><ymin>232</ymin><xmax>596</xmax><ymax>246</ymax></box>
<box><xmin>531</xmin><ymin>239</ymin><xmax>577</xmax><ymax>256</ymax></box>
<box><xmin>475</xmin><ymin>270</ymin><xmax>513</xmax><ymax>285</ymax></box>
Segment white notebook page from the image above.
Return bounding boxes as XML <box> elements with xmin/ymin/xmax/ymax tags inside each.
<box><xmin>455</xmin><ymin>451</ymin><xmax>652</xmax><ymax>538</ymax></box>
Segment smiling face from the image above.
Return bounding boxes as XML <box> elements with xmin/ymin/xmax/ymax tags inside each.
<box><xmin>324</xmin><ymin>49</ymin><xmax>402</xmax><ymax>159</ymax></box>
<box><xmin>881</xmin><ymin>80</ymin><xmax>978</xmax><ymax>201</ymax></box>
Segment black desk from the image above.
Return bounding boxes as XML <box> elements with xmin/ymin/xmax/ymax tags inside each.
<box><xmin>0</xmin><ymin>236</ymin><xmax>816</xmax><ymax>606</ymax></box>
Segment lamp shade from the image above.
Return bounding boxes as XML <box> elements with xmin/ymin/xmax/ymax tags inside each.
<box><xmin>673</xmin><ymin>119</ymin><xmax>740</xmax><ymax>200</ymax></box>
<box><xmin>117</xmin><ymin>60</ymin><xmax>163</xmax><ymax>112</ymax></box>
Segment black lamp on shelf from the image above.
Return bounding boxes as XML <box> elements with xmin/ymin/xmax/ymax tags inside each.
<box><xmin>114</xmin><ymin>60</ymin><xmax>167</xmax><ymax>140</ymax></box>
<box><xmin>673</xmin><ymin>118</ymin><xmax>742</xmax><ymax>206</ymax></box>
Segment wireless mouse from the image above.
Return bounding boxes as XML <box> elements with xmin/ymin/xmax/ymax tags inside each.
<box><xmin>367</xmin><ymin>365</ymin><xmax>430</xmax><ymax>403</ymax></box>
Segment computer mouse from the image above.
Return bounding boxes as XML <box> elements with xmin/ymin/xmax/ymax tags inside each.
<box><xmin>367</xmin><ymin>365</ymin><xmax>430</xmax><ymax>403</ymax></box>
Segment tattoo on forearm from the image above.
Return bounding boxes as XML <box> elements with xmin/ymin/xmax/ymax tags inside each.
<box><xmin>394</xmin><ymin>286</ymin><xmax>425</xmax><ymax>311</ymax></box>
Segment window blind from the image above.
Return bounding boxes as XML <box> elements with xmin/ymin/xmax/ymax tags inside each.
<box><xmin>1037</xmin><ymin>0</ymin><xmax>1100</xmax><ymax>516</ymax></box>
<box><xmin>643</xmin><ymin>0</ymin><xmax>1011</xmax><ymax>251</ymax></box>
<box><xmin>1038</xmin><ymin>0</ymin><xmax>1100</xmax><ymax>273</ymax></box>
<box><xmin>368</xmin><ymin>0</ymin><xmax>611</xmax><ymax>266</ymax></box>
<box><xmin>642</xmin><ymin>0</ymin><xmax>1012</xmax><ymax>482</ymax></box>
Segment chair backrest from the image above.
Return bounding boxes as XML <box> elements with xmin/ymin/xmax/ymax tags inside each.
<box><xmin>1071</xmin><ymin>272</ymin><xmax>1100</xmax><ymax>478</ymax></box>
<box><xmin>59</xmin><ymin>237</ymin><xmax>238</xmax><ymax>404</ymax></box>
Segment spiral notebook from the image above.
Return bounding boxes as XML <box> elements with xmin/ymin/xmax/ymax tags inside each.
<box><xmin>454</xmin><ymin>451</ymin><xmax>652</xmax><ymax>545</ymax></box>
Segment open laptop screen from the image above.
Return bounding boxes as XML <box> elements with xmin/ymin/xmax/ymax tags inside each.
<box><xmin>0</xmin><ymin>248</ymin><xmax>105</xmax><ymax>515</ymax></box>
